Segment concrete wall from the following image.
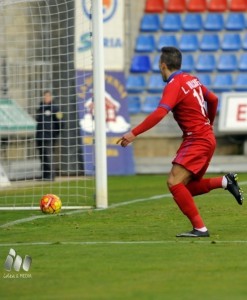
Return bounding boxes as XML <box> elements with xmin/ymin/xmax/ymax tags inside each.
<box><xmin>0</xmin><ymin>3</ymin><xmax>29</xmax><ymax>108</ymax></box>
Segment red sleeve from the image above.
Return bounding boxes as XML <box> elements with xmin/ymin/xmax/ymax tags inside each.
<box><xmin>132</xmin><ymin>107</ymin><xmax>168</xmax><ymax>136</ymax></box>
<box><xmin>158</xmin><ymin>79</ymin><xmax>180</xmax><ymax>111</ymax></box>
<box><xmin>201</xmin><ymin>86</ymin><xmax>218</xmax><ymax>125</ymax></box>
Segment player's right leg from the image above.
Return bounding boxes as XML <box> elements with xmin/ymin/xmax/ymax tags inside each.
<box><xmin>186</xmin><ymin>177</ymin><xmax>222</xmax><ymax>196</ymax></box>
<box><xmin>186</xmin><ymin>174</ymin><xmax>244</xmax><ymax>205</ymax></box>
<box><xmin>225</xmin><ymin>173</ymin><xmax>244</xmax><ymax>205</ymax></box>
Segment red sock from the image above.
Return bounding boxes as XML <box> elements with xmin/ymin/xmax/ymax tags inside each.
<box><xmin>186</xmin><ymin>177</ymin><xmax>223</xmax><ymax>196</ymax></box>
<box><xmin>169</xmin><ymin>183</ymin><xmax>205</xmax><ymax>229</ymax></box>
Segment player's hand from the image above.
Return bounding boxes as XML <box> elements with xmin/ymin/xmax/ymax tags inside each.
<box><xmin>116</xmin><ymin>131</ymin><xmax>136</xmax><ymax>147</ymax></box>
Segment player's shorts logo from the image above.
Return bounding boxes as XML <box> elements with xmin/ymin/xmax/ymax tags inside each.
<box><xmin>82</xmin><ymin>0</ymin><xmax>118</xmax><ymax>22</ymax></box>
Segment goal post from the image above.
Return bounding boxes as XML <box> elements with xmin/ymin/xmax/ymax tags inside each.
<box><xmin>92</xmin><ymin>0</ymin><xmax>108</xmax><ymax>209</ymax></box>
<box><xmin>0</xmin><ymin>0</ymin><xmax>108</xmax><ymax>210</ymax></box>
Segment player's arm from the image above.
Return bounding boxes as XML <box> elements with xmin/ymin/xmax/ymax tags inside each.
<box><xmin>117</xmin><ymin>82</ymin><xmax>179</xmax><ymax>147</ymax></box>
<box><xmin>117</xmin><ymin>106</ymin><xmax>168</xmax><ymax>147</ymax></box>
<box><xmin>202</xmin><ymin>85</ymin><xmax>218</xmax><ymax>125</ymax></box>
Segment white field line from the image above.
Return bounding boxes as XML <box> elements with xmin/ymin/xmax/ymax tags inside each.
<box><xmin>0</xmin><ymin>194</ymin><xmax>170</xmax><ymax>229</ymax></box>
<box><xmin>1</xmin><ymin>240</ymin><xmax>247</xmax><ymax>247</ymax></box>
<box><xmin>1</xmin><ymin>180</ymin><xmax>247</xmax><ymax>229</ymax></box>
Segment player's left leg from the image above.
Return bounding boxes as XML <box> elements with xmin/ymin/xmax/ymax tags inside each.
<box><xmin>167</xmin><ymin>163</ymin><xmax>210</xmax><ymax>237</ymax></box>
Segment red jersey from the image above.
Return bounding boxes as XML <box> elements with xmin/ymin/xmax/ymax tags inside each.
<box><xmin>132</xmin><ymin>71</ymin><xmax>218</xmax><ymax>137</ymax></box>
<box><xmin>159</xmin><ymin>71</ymin><xmax>217</xmax><ymax>136</ymax></box>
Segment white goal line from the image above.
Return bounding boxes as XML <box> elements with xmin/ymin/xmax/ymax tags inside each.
<box><xmin>1</xmin><ymin>240</ymin><xmax>247</xmax><ymax>248</ymax></box>
<box><xmin>0</xmin><ymin>206</ymin><xmax>93</xmax><ymax>211</ymax></box>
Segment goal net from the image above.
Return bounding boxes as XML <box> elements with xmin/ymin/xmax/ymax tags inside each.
<box><xmin>0</xmin><ymin>0</ymin><xmax>97</xmax><ymax>210</ymax></box>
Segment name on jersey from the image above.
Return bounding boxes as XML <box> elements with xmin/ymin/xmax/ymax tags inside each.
<box><xmin>181</xmin><ymin>78</ymin><xmax>201</xmax><ymax>94</ymax></box>
<box><xmin>186</xmin><ymin>79</ymin><xmax>201</xmax><ymax>90</ymax></box>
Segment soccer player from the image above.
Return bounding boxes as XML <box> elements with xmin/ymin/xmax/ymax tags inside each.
<box><xmin>117</xmin><ymin>46</ymin><xmax>244</xmax><ymax>238</ymax></box>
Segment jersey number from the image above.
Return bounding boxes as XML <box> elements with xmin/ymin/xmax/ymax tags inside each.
<box><xmin>193</xmin><ymin>87</ymin><xmax>206</xmax><ymax>117</ymax></box>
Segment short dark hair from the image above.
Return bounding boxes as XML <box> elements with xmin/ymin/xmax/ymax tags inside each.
<box><xmin>43</xmin><ymin>90</ymin><xmax>51</xmax><ymax>96</ymax></box>
<box><xmin>160</xmin><ymin>47</ymin><xmax>182</xmax><ymax>71</ymax></box>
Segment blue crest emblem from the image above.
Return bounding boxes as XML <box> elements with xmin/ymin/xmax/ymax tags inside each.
<box><xmin>82</xmin><ymin>0</ymin><xmax>118</xmax><ymax>22</ymax></box>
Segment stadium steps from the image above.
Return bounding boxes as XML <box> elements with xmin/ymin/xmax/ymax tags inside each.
<box><xmin>135</xmin><ymin>155</ymin><xmax>247</xmax><ymax>174</ymax></box>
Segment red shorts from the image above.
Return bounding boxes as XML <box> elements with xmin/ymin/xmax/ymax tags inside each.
<box><xmin>172</xmin><ymin>132</ymin><xmax>216</xmax><ymax>179</ymax></box>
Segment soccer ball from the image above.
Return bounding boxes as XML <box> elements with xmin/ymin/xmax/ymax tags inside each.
<box><xmin>40</xmin><ymin>194</ymin><xmax>62</xmax><ymax>214</ymax></box>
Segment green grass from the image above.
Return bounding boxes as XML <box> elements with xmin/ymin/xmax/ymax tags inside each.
<box><xmin>0</xmin><ymin>174</ymin><xmax>247</xmax><ymax>300</ymax></box>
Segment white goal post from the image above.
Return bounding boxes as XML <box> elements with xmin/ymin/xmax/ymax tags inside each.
<box><xmin>0</xmin><ymin>0</ymin><xmax>108</xmax><ymax>210</ymax></box>
<box><xmin>92</xmin><ymin>0</ymin><xmax>108</xmax><ymax>209</ymax></box>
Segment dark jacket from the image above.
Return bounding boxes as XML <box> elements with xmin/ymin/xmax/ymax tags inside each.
<box><xmin>36</xmin><ymin>102</ymin><xmax>63</xmax><ymax>141</ymax></box>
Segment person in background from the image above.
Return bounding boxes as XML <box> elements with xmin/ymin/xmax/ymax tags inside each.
<box><xmin>36</xmin><ymin>90</ymin><xmax>63</xmax><ymax>181</ymax></box>
<box><xmin>117</xmin><ymin>46</ymin><xmax>244</xmax><ymax>238</ymax></box>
